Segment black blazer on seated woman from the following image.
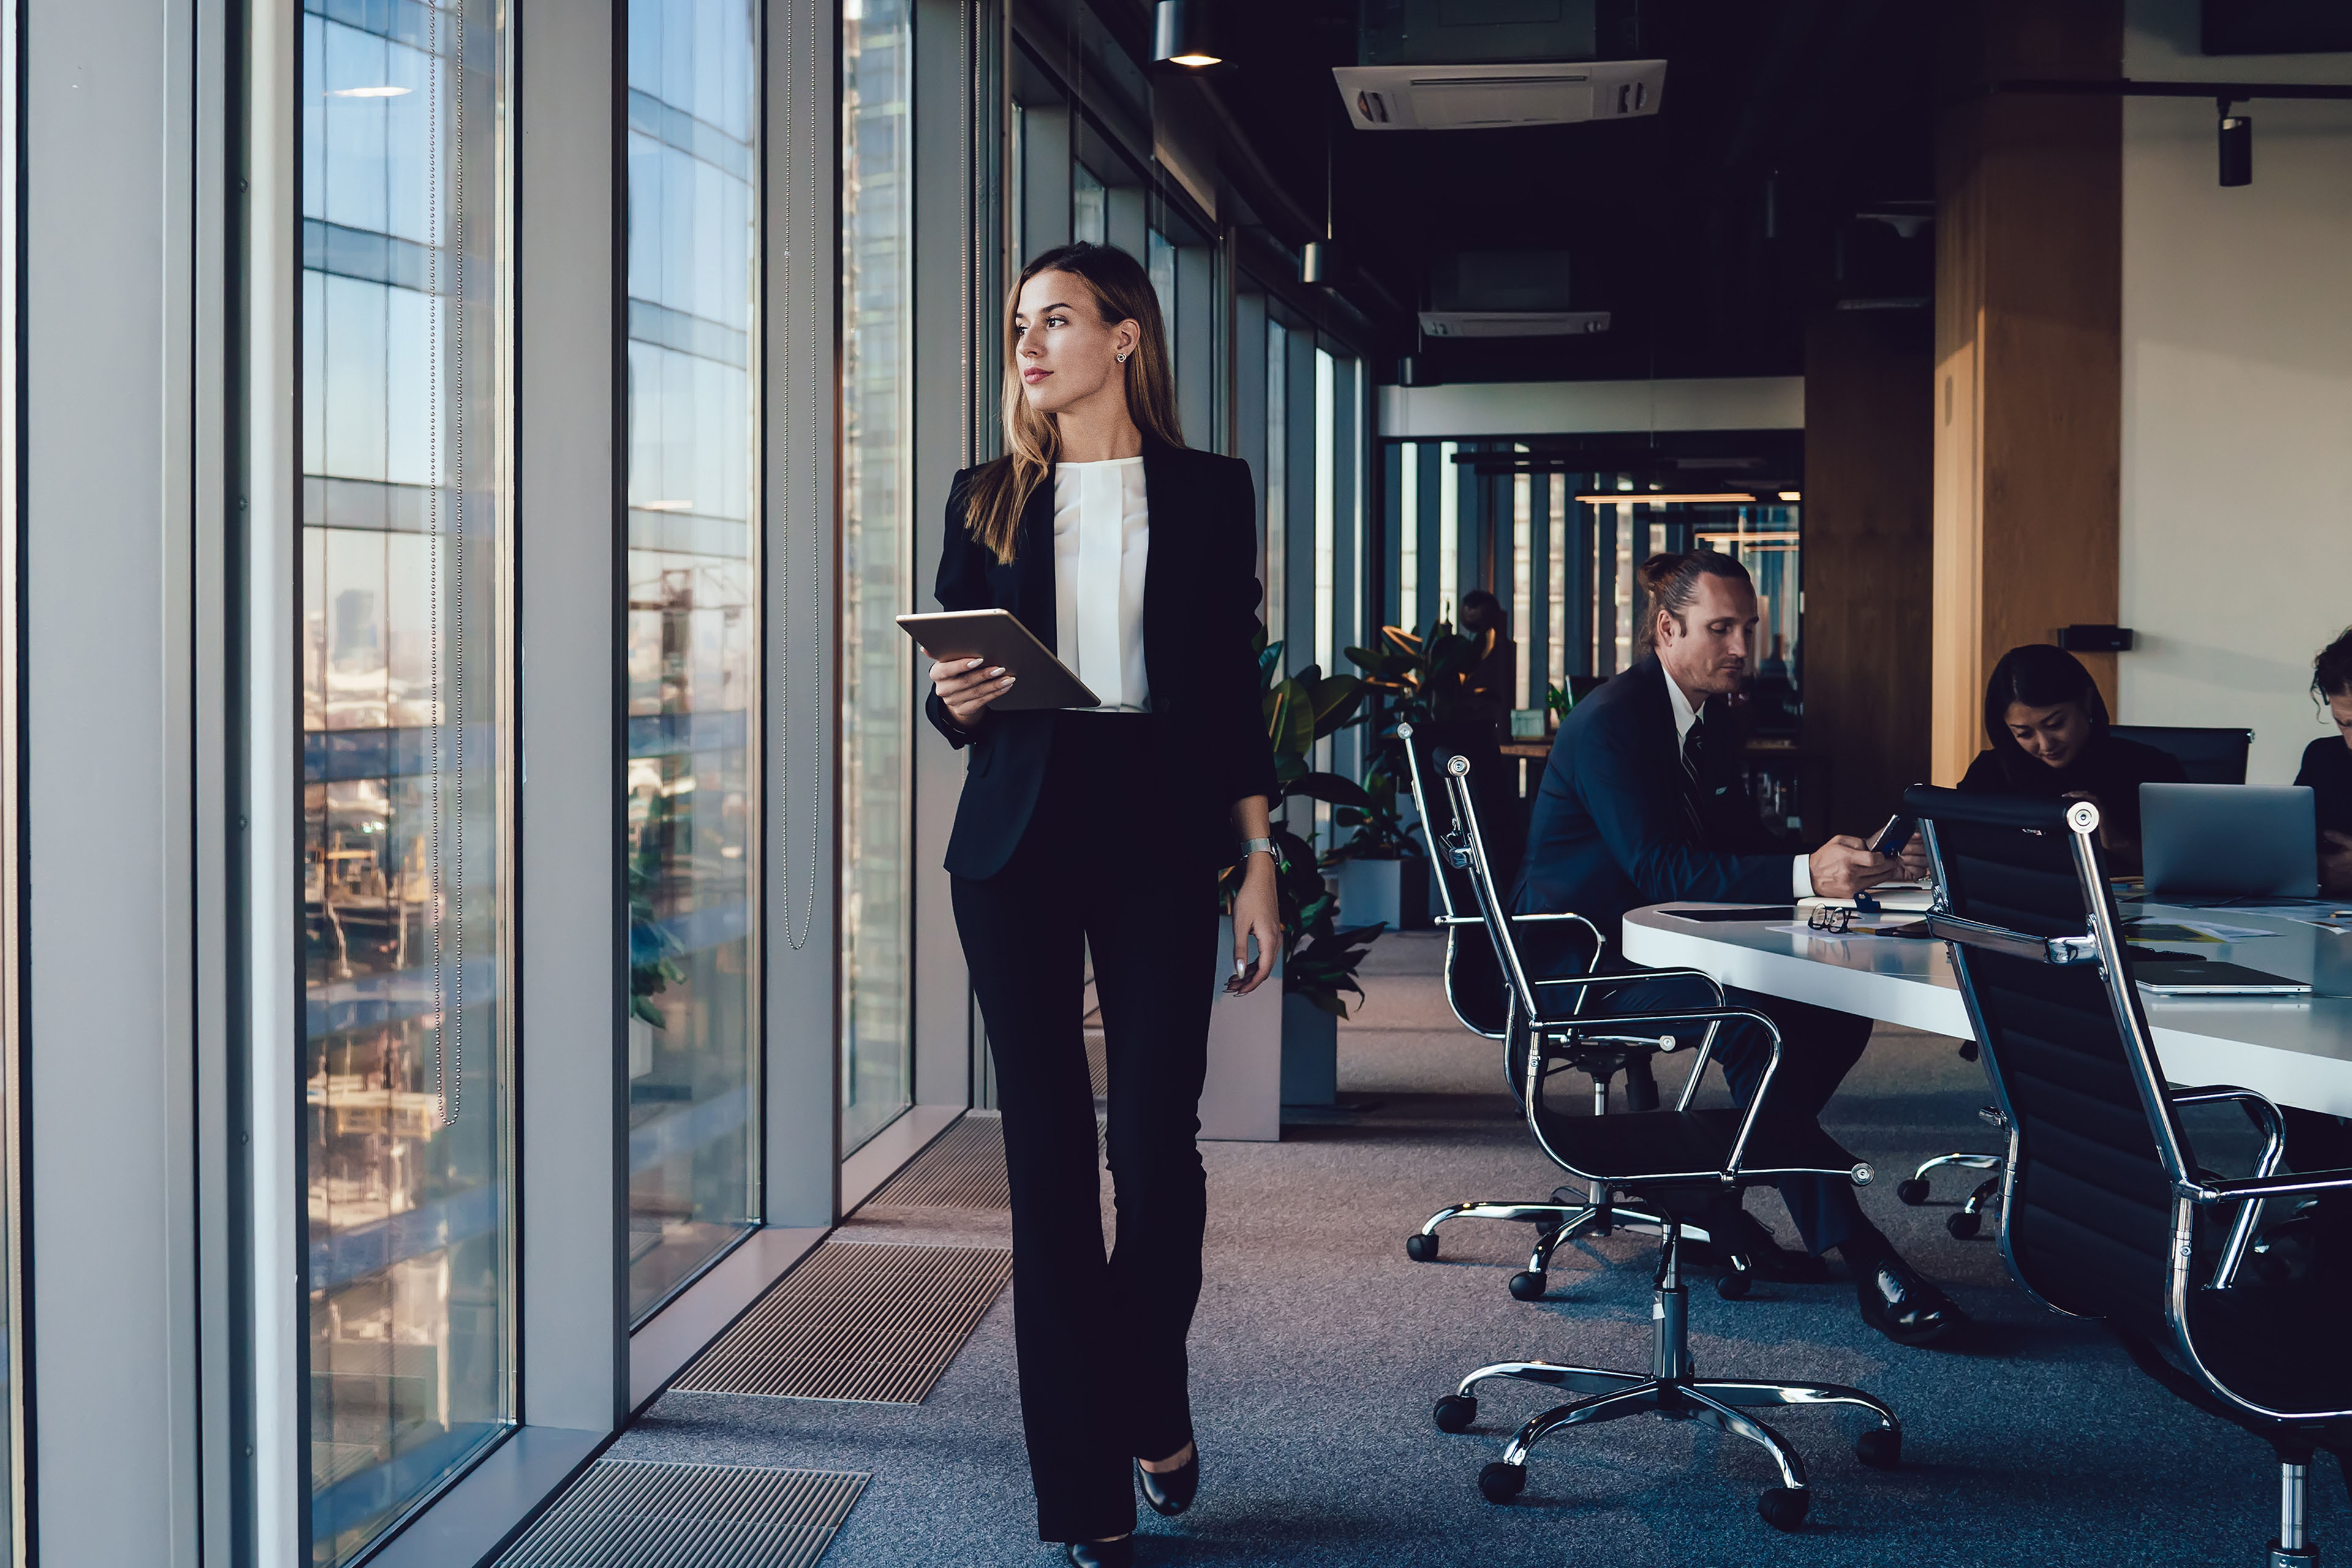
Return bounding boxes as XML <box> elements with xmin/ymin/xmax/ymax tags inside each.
<box><xmin>925</xmin><ymin>435</ymin><xmax>1278</xmax><ymax>881</ymax></box>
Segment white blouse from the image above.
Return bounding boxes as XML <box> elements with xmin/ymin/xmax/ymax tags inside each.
<box><xmin>1051</xmin><ymin>456</ymin><xmax>1151</xmax><ymax>711</ymax></box>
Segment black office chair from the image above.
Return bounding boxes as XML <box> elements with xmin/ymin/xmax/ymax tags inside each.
<box><xmin>1431</xmin><ymin>755</ymin><xmax>1901</xmax><ymax>1531</ymax></box>
<box><xmin>1899</xmin><ymin>722</ymin><xmax>2252</xmax><ymax>1231</ymax></box>
<box><xmin>1393</xmin><ymin>721</ymin><xmax>1717</xmax><ymax>1300</ymax></box>
<box><xmin>1907</xmin><ymin>783</ymin><xmax>2352</xmax><ymax>1563</ymax></box>
<box><xmin>2111</xmin><ymin>723</ymin><xmax>2254</xmax><ymax>785</ymax></box>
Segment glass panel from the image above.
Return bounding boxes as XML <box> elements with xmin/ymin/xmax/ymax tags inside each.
<box><xmin>841</xmin><ymin>0</ymin><xmax>912</xmax><ymax>1155</ymax></box>
<box><xmin>1262</xmin><ymin>321</ymin><xmax>1284</xmax><ymax>646</ymax></box>
<box><xmin>1071</xmin><ymin>161</ymin><xmax>1104</xmax><ymax>247</ymax></box>
<box><xmin>624</xmin><ymin>0</ymin><xmax>762</xmax><ymax>1321</ymax></box>
<box><xmin>1313</xmin><ymin>347</ymin><xmax>1334</xmax><ymax>674</ymax></box>
<box><xmin>1438</xmin><ymin>440</ymin><xmax>1459</xmax><ymax>624</ymax></box>
<box><xmin>1396</xmin><ymin>441</ymin><xmax>1416</xmax><ymax>631</ymax></box>
<box><xmin>300</xmin><ymin>0</ymin><xmax>511</xmax><ymax>1559</ymax></box>
<box><xmin>1147</xmin><ymin>228</ymin><xmax>1175</xmax><ymax>353</ymax></box>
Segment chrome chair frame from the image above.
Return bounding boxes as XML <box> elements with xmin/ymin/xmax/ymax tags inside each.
<box><xmin>1392</xmin><ymin>720</ymin><xmax>1713</xmax><ymax>1296</ymax></box>
<box><xmin>1434</xmin><ymin>755</ymin><xmax>1901</xmax><ymax>1531</ymax></box>
<box><xmin>1915</xmin><ymin>790</ymin><xmax>2352</xmax><ymax>1565</ymax></box>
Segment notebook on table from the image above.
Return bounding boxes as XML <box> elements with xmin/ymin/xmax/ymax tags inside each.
<box><xmin>2132</xmin><ymin>960</ymin><xmax>2311</xmax><ymax>997</ymax></box>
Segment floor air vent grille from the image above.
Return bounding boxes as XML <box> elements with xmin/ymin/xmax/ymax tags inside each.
<box><xmin>496</xmin><ymin>1460</ymin><xmax>866</xmax><ymax>1568</ymax></box>
<box><xmin>672</xmin><ymin>1240</ymin><xmax>1012</xmax><ymax>1403</ymax></box>
<box><xmin>864</xmin><ymin>1115</ymin><xmax>1010</xmax><ymax>1210</ymax></box>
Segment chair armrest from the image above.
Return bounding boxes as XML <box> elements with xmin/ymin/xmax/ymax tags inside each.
<box><xmin>2192</xmin><ymin>1167</ymin><xmax>2352</xmax><ymax>1203</ymax></box>
<box><xmin>1520</xmin><ymin>1003</ymin><xmax>1784</xmax><ymax>1175</ymax></box>
<box><xmin>2168</xmin><ymin>1085</ymin><xmax>2287</xmax><ymax>1287</ymax></box>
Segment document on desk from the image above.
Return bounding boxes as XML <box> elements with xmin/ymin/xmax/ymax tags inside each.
<box><xmin>2122</xmin><ymin>918</ymin><xmax>2276</xmax><ymax>944</ymax></box>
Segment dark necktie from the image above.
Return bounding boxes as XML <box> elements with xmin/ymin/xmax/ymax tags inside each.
<box><xmin>1679</xmin><ymin>716</ymin><xmax>1708</xmax><ymax>842</ymax></box>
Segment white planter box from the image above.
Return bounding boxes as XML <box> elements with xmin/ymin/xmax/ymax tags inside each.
<box><xmin>1199</xmin><ymin>915</ymin><xmax>1283</xmax><ymax>1141</ymax></box>
<box><xmin>1280</xmin><ymin>992</ymin><xmax>1338</xmax><ymax>1106</ymax></box>
<box><xmin>1328</xmin><ymin>854</ymin><xmax>1431</xmax><ymax>932</ymax></box>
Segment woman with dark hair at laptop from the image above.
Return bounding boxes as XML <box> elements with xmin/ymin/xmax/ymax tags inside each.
<box><xmin>2296</xmin><ymin>624</ymin><xmax>2352</xmax><ymax>896</ymax></box>
<box><xmin>1956</xmin><ymin>644</ymin><xmax>2187</xmax><ymax>873</ymax></box>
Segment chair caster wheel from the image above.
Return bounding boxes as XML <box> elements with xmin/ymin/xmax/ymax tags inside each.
<box><xmin>1507</xmin><ymin>1271</ymin><xmax>1548</xmax><ymax>1302</ymax></box>
<box><xmin>1895</xmin><ymin>1178</ymin><xmax>1931</xmax><ymax>1206</ymax></box>
<box><xmin>1855</xmin><ymin>1427</ymin><xmax>1901</xmax><ymax>1470</ymax></box>
<box><xmin>1433</xmin><ymin>1394</ymin><xmax>1477</xmax><ymax>1433</ymax></box>
<box><xmin>1406</xmin><ymin>1232</ymin><xmax>1440</xmax><ymax>1262</ymax></box>
<box><xmin>1947</xmin><ymin>1210</ymin><xmax>1983</xmax><ymax>1240</ymax></box>
<box><xmin>1757</xmin><ymin>1487</ymin><xmax>1810</xmax><ymax>1532</ymax></box>
<box><xmin>1716</xmin><ymin>1262</ymin><xmax>1753</xmax><ymax>1301</ymax></box>
<box><xmin>1478</xmin><ymin>1461</ymin><xmax>1526</xmax><ymax>1504</ymax></box>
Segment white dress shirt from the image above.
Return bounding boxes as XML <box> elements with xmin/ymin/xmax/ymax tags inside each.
<box><xmin>1052</xmin><ymin>457</ymin><xmax>1151</xmax><ymax>712</ymax></box>
<box><xmin>1665</xmin><ymin>673</ymin><xmax>1813</xmax><ymax>897</ymax></box>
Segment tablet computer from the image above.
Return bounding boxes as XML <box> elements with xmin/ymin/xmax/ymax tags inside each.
<box><xmin>895</xmin><ymin>609</ymin><xmax>1100</xmax><ymax>712</ymax></box>
<box><xmin>2132</xmin><ymin>960</ymin><xmax>2312</xmax><ymax>997</ymax></box>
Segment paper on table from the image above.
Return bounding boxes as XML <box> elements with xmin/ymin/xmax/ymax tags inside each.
<box><xmin>2122</xmin><ymin>919</ymin><xmax>2276</xmax><ymax>943</ymax></box>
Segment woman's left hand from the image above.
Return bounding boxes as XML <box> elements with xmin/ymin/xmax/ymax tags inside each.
<box><xmin>1227</xmin><ymin>851</ymin><xmax>1281</xmax><ymax>996</ymax></box>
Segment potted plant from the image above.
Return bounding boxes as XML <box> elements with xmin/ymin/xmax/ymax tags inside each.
<box><xmin>1214</xmin><ymin>630</ymin><xmax>1388</xmax><ymax>1110</ymax></box>
<box><xmin>1341</xmin><ymin>616</ymin><xmax>1506</xmax><ymax>929</ymax></box>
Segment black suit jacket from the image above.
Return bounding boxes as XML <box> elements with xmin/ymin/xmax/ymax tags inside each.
<box><xmin>1510</xmin><ymin>655</ymin><xmax>1789</xmax><ymax>951</ymax></box>
<box><xmin>925</xmin><ymin>438</ymin><xmax>1279</xmax><ymax>880</ymax></box>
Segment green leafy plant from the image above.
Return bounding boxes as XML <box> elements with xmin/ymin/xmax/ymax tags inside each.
<box><xmin>1546</xmin><ymin>681</ymin><xmax>1574</xmax><ymax>720</ymax></box>
<box><xmin>1219</xmin><ymin>628</ymin><xmax>1387</xmax><ymax>1018</ymax></box>
<box><xmin>1343</xmin><ymin>618</ymin><xmax>1498</xmax><ymax>728</ymax></box>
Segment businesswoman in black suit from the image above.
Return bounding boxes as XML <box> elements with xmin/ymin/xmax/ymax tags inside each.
<box><xmin>1956</xmin><ymin>643</ymin><xmax>2186</xmax><ymax>873</ymax></box>
<box><xmin>924</xmin><ymin>243</ymin><xmax>1279</xmax><ymax>1568</ymax></box>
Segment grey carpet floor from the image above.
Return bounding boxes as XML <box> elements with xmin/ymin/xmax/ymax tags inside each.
<box><xmin>614</xmin><ymin>931</ymin><xmax>2342</xmax><ymax>1566</ymax></box>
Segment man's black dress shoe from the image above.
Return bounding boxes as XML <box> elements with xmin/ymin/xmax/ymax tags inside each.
<box><xmin>1138</xmin><ymin>1449</ymin><xmax>1199</xmax><ymax>1517</ymax></box>
<box><xmin>1856</xmin><ymin>1251</ymin><xmax>1967</xmax><ymax>1346</ymax></box>
<box><xmin>1064</xmin><ymin>1537</ymin><xmax>1134</xmax><ymax>1568</ymax></box>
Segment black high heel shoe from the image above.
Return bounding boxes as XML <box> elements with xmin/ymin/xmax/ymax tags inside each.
<box><xmin>1137</xmin><ymin>1447</ymin><xmax>1200</xmax><ymax>1517</ymax></box>
<box><xmin>1063</xmin><ymin>1537</ymin><xmax>1135</xmax><ymax>1568</ymax></box>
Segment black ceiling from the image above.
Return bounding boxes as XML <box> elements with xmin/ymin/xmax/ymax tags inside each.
<box><xmin>1190</xmin><ymin>0</ymin><xmax>1939</xmax><ymax>384</ymax></box>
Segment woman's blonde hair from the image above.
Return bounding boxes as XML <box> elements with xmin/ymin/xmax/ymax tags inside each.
<box><xmin>962</xmin><ymin>243</ymin><xmax>1184</xmax><ymax>564</ymax></box>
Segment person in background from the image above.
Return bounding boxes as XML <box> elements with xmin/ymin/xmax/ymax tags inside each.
<box><xmin>2297</xmin><ymin>625</ymin><xmax>2352</xmax><ymax>897</ymax></box>
<box><xmin>1456</xmin><ymin>588</ymin><xmax>1518</xmax><ymax>732</ymax></box>
<box><xmin>1957</xmin><ymin>644</ymin><xmax>2186</xmax><ymax>874</ymax></box>
<box><xmin>1513</xmin><ymin>549</ymin><xmax>1967</xmax><ymax>1347</ymax></box>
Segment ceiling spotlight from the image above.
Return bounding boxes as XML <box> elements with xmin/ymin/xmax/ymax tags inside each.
<box><xmin>2218</xmin><ymin>99</ymin><xmax>2252</xmax><ymax>187</ymax></box>
<box><xmin>1152</xmin><ymin>1</ymin><xmax>1222</xmax><ymax>69</ymax></box>
<box><xmin>1302</xmin><ymin>239</ymin><xmax>1341</xmax><ymax>288</ymax></box>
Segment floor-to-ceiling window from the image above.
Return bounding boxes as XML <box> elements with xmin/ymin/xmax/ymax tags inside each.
<box><xmin>300</xmin><ymin>0</ymin><xmax>513</xmax><ymax>1558</ymax></box>
<box><xmin>624</xmin><ymin>0</ymin><xmax>761</xmax><ymax>1321</ymax></box>
<box><xmin>841</xmin><ymin>0</ymin><xmax>913</xmax><ymax>1153</ymax></box>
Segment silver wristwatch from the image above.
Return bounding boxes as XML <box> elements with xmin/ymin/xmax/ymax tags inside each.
<box><xmin>1238</xmin><ymin>835</ymin><xmax>1277</xmax><ymax>867</ymax></box>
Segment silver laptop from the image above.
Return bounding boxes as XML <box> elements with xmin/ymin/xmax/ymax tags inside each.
<box><xmin>2139</xmin><ymin>783</ymin><xmax>2317</xmax><ymax>899</ymax></box>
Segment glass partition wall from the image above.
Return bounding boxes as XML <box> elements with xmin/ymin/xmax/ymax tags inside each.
<box><xmin>300</xmin><ymin>0</ymin><xmax>513</xmax><ymax>1559</ymax></box>
<box><xmin>840</xmin><ymin>0</ymin><xmax>913</xmax><ymax>1153</ymax></box>
<box><xmin>624</xmin><ymin>0</ymin><xmax>763</xmax><ymax>1321</ymax></box>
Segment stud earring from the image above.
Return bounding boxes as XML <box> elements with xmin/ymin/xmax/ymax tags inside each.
<box><xmin>1117</xmin><ymin>352</ymin><xmax>1128</xmax><ymax>363</ymax></box>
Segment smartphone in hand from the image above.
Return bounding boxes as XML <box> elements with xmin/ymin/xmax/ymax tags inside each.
<box><xmin>1869</xmin><ymin>813</ymin><xmax>1916</xmax><ymax>859</ymax></box>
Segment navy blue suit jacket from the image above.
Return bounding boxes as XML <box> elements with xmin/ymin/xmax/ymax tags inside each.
<box><xmin>1511</xmin><ymin>655</ymin><xmax>1789</xmax><ymax>952</ymax></box>
<box><xmin>924</xmin><ymin>437</ymin><xmax>1278</xmax><ymax>880</ymax></box>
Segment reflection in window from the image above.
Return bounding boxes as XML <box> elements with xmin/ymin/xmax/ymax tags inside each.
<box><xmin>1072</xmin><ymin>162</ymin><xmax>1105</xmax><ymax>247</ymax></box>
<box><xmin>300</xmin><ymin>0</ymin><xmax>510</xmax><ymax>1559</ymax></box>
<box><xmin>1148</xmin><ymin>228</ymin><xmax>1176</xmax><ymax>358</ymax></box>
<box><xmin>624</xmin><ymin>0</ymin><xmax>761</xmax><ymax>1321</ymax></box>
<box><xmin>842</xmin><ymin>0</ymin><xmax>912</xmax><ymax>1154</ymax></box>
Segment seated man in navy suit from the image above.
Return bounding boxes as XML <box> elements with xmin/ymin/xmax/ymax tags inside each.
<box><xmin>1513</xmin><ymin>549</ymin><xmax>1964</xmax><ymax>1348</ymax></box>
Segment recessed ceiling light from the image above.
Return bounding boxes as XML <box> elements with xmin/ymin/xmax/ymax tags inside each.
<box><xmin>1778</xmin><ymin>490</ymin><xmax>1801</xmax><ymax>501</ymax></box>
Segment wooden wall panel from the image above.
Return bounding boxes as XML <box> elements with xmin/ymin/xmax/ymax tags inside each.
<box><xmin>1931</xmin><ymin>1</ymin><xmax>2123</xmax><ymax>783</ymax></box>
<box><xmin>1804</xmin><ymin>308</ymin><xmax>1936</xmax><ymax>834</ymax></box>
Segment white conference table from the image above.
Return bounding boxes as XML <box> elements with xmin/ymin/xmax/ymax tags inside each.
<box><xmin>1621</xmin><ymin>902</ymin><xmax>2352</xmax><ymax>1118</ymax></box>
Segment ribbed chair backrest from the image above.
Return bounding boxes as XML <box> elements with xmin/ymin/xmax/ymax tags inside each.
<box><xmin>1904</xmin><ymin>785</ymin><xmax>2197</xmax><ymax>1333</ymax></box>
<box><xmin>2108</xmin><ymin>724</ymin><xmax>2253</xmax><ymax>785</ymax></box>
<box><xmin>1397</xmin><ymin>722</ymin><xmax>1510</xmax><ymax>1038</ymax></box>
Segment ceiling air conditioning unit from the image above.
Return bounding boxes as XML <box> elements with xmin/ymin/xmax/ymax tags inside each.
<box><xmin>1335</xmin><ymin>58</ymin><xmax>1664</xmax><ymax>132</ymax></box>
<box><xmin>1419</xmin><ymin>310</ymin><xmax>1610</xmax><ymax>338</ymax></box>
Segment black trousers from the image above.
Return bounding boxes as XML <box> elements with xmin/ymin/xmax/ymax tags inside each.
<box><xmin>1591</xmin><ymin>971</ymin><xmax>1877</xmax><ymax>1256</ymax></box>
<box><xmin>951</xmin><ymin>712</ymin><xmax>1221</xmax><ymax>1544</ymax></box>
